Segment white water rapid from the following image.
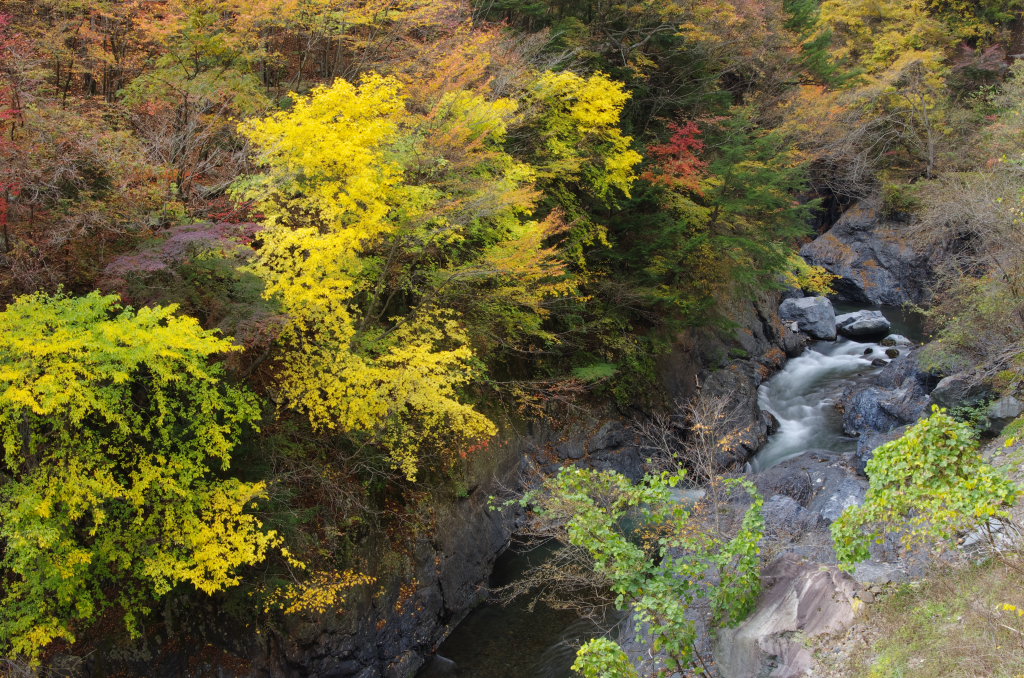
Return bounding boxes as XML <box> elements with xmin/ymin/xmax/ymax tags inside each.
<box><xmin>746</xmin><ymin>337</ymin><xmax>887</xmax><ymax>472</ymax></box>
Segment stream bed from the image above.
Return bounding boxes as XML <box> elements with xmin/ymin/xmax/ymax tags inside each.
<box><xmin>748</xmin><ymin>304</ymin><xmax>925</xmax><ymax>472</ymax></box>
<box><xmin>423</xmin><ymin>304</ymin><xmax>924</xmax><ymax>676</ymax></box>
<box><xmin>427</xmin><ymin>542</ymin><xmax>597</xmax><ymax>678</ymax></box>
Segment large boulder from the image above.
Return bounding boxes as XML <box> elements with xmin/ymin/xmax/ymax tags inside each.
<box><xmin>984</xmin><ymin>396</ymin><xmax>1024</xmax><ymax>435</ymax></box>
<box><xmin>779</xmin><ymin>296</ymin><xmax>837</xmax><ymax>341</ymax></box>
<box><xmin>841</xmin><ymin>386</ymin><xmax>922</xmax><ymax>437</ymax></box>
<box><xmin>714</xmin><ymin>554</ymin><xmax>860</xmax><ymax>678</ymax></box>
<box><xmin>801</xmin><ymin>200</ymin><xmax>933</xmax><ymax>306</ymax></box>
<box><xmin>841</xmin><ymin>352</ymin><xmax>931</xmax><ymax>439</ymax></box>
<box><xmin>835</xmin><ymin>310</ymin><xmax>891</xmax><ymax>339</ymax></box>
<box><xmin>930</xmin><ymin>372</ymin><xmax>990</xmax><ymax>409</ymax></box>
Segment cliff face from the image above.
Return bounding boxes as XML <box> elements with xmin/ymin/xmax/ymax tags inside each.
<box><xmin>801</xmin><ymin>199</ymin><xmax>935</xmax><ymax>307</ymax></box>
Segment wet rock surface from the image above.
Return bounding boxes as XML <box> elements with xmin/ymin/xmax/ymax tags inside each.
<box><xmin>840</xmin><ymin>352</ymin><xmax>932</xmax><ymax>446</ymax></box>
<box><xmin>835</xmin><ymin>310</ymin><xmax>890</xmax><ymax>340</ymax></box>
<box><xmin>780</xmin><ymin>296</ymin><xmax>838</xmax><ymax>341</ymax></box>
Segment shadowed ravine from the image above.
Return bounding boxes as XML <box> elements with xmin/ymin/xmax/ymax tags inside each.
<box><xmin>425</xmin><ymin>305</ymin><xmax>924</xmax><ymax>677</ymax></box>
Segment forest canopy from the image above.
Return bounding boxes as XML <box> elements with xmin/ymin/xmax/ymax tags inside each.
<box><xmin>0</xmin><ymin>0</ymin><xmax>1023</xmax><ymax>668</ymax></box>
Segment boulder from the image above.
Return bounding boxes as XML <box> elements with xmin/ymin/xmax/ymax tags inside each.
<box><xmin>779</xmin><ymin>296</ymin><xmax>836</xmax><ymax>341</ymax></box>
<box><xmin>800</xmin><ymin>199</ymin><xmax>933</xmax><ymax>306</ymax></box>
<box><xmin>984</xmin><ymin>396</ymin><xmax>1024</xmax><ymax>435</ymax></box>
<box><xmin>874</xmin><ymin>352</ymin><xmax>936</xmax><ymax>391</ymax></box>
<box><xmin>714</xmin><ymin>554</ymin><xmax>860</xmax><ymax>678</ymax></box>
<box><xmin>841</xmin><ymin>354</ymin><xmax>931</xmax><ymax>438</ymax></box>
<box><xmin>842</xmin><ymin>384</ymin><xmax>927</xmax><ymax>437</ymax></box>
<box><xmin>835</xmin><ymin>310</ymin><xmax>891</xmax><ymax>339</ymax></box>
<box><xmin>930</xmin><ymin>372</ymin><xmax>990</xmax><ymax>409</ymax></box>
<box><xmin>885</xmin><ymin>348</ymin><xmax>900</xmax><ymax>359</ymax></box>
<box><xmin>881</xmin><ymin>334</ymin><xmax>912</xmax><ymax>347</ymax></box>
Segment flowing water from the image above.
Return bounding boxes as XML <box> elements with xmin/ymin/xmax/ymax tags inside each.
<box><xmin>745</xmin><ymin>337</ymin><xmax>886</xmax><ymax>472</ymax></box>
<box><xmin>747</xmin><ymin>304</ymin><xmax>926</xmax><ymax>472</ymax></box>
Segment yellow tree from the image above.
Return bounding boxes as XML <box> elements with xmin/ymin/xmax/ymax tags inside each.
<box><xmin>0</xmin><ymin>292</ymin><xmax>280</xmax><ymax>661</ymax></box>
<box><xmin>521</xmin><ymin>70</ymin><xmax>642</xmax><ymax>264</ymax></box>
<box><xmin>233</xmin><ymin>74</ymin><xmax>498</xmax><ymax>481</ymax></box>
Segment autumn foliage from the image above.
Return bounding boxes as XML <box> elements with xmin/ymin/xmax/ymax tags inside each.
<box><xmin>0</xmin><ymin>0</ymin><xmax>1021</xmax><ymax>670</ymax></box>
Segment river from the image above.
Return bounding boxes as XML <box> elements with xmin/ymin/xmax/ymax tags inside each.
<box><xmin>748</xmin><ymin>304</ymin><xmax>924</xmax><ymax>472</ymax></box>
<box><xmin>422</xmin><ymin>304</ymin><xmax>924</xmax><ymax>676</ymax></box>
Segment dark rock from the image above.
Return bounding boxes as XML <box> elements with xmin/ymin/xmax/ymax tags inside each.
<box><xmin>657</xmin><ymin>293</ymin><xmax>801</xmax><ymax>403</ymax></box>
<box><xmin>703</xmin><ymin>365</ymin><xmax>773</xmax><ymax>467</ymax></box>
<box><xmin>754</xmin><ymin>462</ymin><xmax>815</xmax><ymax>506</ymax></box>
<box><xmin>840</xmin><ymin>351</ymin><xmax>930</xmax><ymax>472</ymax></box>
<box><xmin>385</xmin><ymin>651</ymin><xmax>423</xmax><ymax>678</ymax></box>
<box><xmin>800</xmin><ymin>199</ymin><xmax>934</xmax><ymax>306</ymax></box>
<box><xmin>864</xmin><ymin>347</ymin><xmax>873</xmax><ymax>355</ymax></box>
<box><xmin>763</xmin><ymin>494</ymin><xmax>817</xmax><ymax>534</ymax></box>
<box><xmin>540</xmin><ymin>462</ymin><xmax>562</xmax><ymax>476</ymax></box>
<box><xmin>930</xmin><ymin>372</ymin><xmax>990</xmax><ymax>409</ymax></box>
<box><xmin>588</xmin><ymin>420</ymin><xmax>630</xmax><ymax>452</ymax></box>
<box><xmin>810</xmin><ymin>474</ymin><xmax>868</xmax><ymax>523</ymax></box>
<box><xmin>871</xmin><ymin>358</ymin><xmax>888</xmax><ymax>367</ymax></box>
<box><xmin>842</xmin><ymin>378</ymin><xmax>928</xmax><ymax>437</ymax></box>
<box><xmin>885</xmin><ymin>348</ymin><xmax>900</xmax><ymax>359</ymax></box>
<box><xmin>853</xmin><ymin>426</ymin><xmax>908</xmax><ymax>476</ymax></box>
<box><xmin>555</xmin><ymin>440</ymin><xmax>585</xmax><ymax>460</ymax></box>
<box><xmin>874</xmin><ymin>352</ymin><xmax>936</xmax><ymax>391</ymax></box>
<box><xmin>835</xmin><ymin>310</ymin><xmax>891</xmax><ymax>339</ymax></box>
<box><xmin>779</xmin><ymin>296</ymin><xmax>837</xmax><ymax>341</ymax></box>
<box><xmin>764</xmin><ymin>410</ymin><xmax>781</xmax><ymax>436</ymax></box>
<box><xmin>753</xmin><ymin>449</ymin><xmax>867</xmax><ymax>525</ymax></box>
<box><xmin>583</xmin><ymin>446</ymin><xmax>645</xmax><ymax>482</ymax></box>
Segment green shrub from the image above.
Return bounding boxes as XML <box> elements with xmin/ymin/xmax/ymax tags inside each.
<box><xmin>832</xmin><ymin>407</ymin><xmax>1019</xmax><ymax>567</ymax></box>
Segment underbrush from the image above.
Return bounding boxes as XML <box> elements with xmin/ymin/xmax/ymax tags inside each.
<box><xmin>832</xmin><ymin>553</ymin><xmax>1024</xmax><ymax>677</ymax></box>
